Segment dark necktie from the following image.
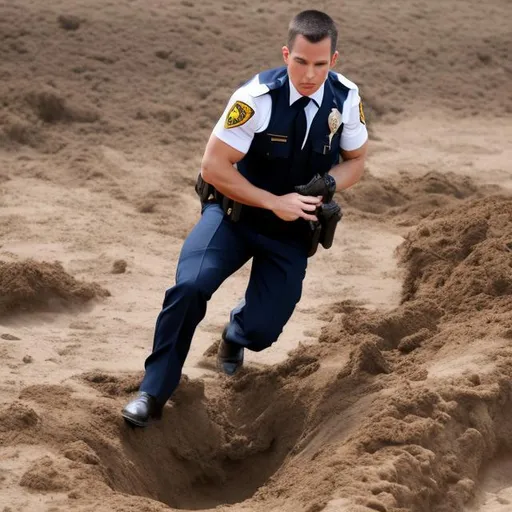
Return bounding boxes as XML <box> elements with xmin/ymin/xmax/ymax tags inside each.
<box><xmin>293</xmin><ymin>96</ymin><xmax>311</xmax><ymax>154</ymax></box>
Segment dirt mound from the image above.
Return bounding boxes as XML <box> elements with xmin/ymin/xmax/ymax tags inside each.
<box><xmin>25</xmin><ymin>87</ymin><xmax>99</xmax><ymax>124</ymax></box>
<box><xmin>81</xmin><ymin>371</ymin><xmax>142</xmax><ymax>396</ymax></box>
<box><xmin>340</xmin><ymin>171</ymin><xmax>499</xmax><ymax>225</ymax></box>
<box><xmin>0</xmin><ymin>83</ymin><xmax>99</xmax><ymax>153</ymax></box>
<box><xmin>398</xmin><ymin>196</ymin><xmax>512</xmax><ymax>314</ymax></box>
<box><xmin>0</xmin><ymin>402</ymin><xmax>40</xmax><ymax>433</ymax></box>
<box><xmin>0</xmin><ymin>260</ymin><xmax>110</xmax><ymax>316</ymax></box>
<box><xmin>256</xmin><ymin>195</ymin><xmax>512</xmax><ymax>510</ymax></box>
<box><xmin>0</xmin><ymin>112</ymin><xmax>42</xmax><ymax>148</ymax></box>
<box><xmin>20</xmin><ymin>456</ymin><xmax>72</xmax><ymax>492</ymax></box>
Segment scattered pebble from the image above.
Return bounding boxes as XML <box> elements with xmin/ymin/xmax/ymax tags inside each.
<box><xmin>111</xmin><ymin>259</ymin><xmax>127</xmax><ymax>274</ymax></box>
<box><xmin>22</xmin><ymin>355</ymin><xmax>33</xmax><ymax>364</ymax></box>
<box><xmin>155</xmin><ymin>50</ymin><xmax>170</xmax><ymax>59</ymax></box>
<box><xmin>57</xmin><ymin>14</ymin><xmax>81</xmax><ymax>31</ymax></box>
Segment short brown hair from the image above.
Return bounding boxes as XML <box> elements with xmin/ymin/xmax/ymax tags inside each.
<box><xmin>287</xmin><ymin>10</ymin><xmax>338</xmax><ymax>55</ymax></box>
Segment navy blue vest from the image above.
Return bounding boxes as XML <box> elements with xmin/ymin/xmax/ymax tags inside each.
<box><xmin>236</xmin><ymin>67</ymin><xmax>350</xmax><ymax>240</ymax></box>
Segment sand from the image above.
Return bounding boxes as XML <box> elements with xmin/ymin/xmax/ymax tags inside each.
<box><xmin>0</xmin><ymin>0</ymin><xmax>511</xmax><ymax>511</ymax></box>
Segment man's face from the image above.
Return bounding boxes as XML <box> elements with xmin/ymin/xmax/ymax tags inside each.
<box><xmin>282</xmin><ymin>35</ymin><xmax>339</xmax><ymax>97</ymax></box>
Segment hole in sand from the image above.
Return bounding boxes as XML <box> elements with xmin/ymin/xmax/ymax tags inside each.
<box><xmin>87</xmin><ymin>376</ymin><xmax>307</xmax><ymax>510</ymax></box>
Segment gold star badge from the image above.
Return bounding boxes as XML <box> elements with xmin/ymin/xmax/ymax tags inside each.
<box><xmin>224</xmin><ymin>101</ymin><xmax>255</xmax><ymax>129</ymax></box>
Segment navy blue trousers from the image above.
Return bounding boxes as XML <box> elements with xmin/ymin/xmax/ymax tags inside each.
<box><xmin>140</xmin><ymin>203</ymin><xmax>308</xmax><ymax>404</ymax></box>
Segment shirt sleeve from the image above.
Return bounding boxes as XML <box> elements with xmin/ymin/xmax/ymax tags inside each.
<box><xmin>212</xmin><ymin>87</ymin><xmax>264</xmax><ymax>154</ymax></box>
<box><xmin>340</xmin><ymin>89</ymin><xmax>368</xmax><ymax>152</ymax></box>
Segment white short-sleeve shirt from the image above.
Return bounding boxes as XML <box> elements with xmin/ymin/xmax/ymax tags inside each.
<box><xmin>213</xmin><ymin>72</ymin><xmax>368</xmax><ymax>155</ymax></box>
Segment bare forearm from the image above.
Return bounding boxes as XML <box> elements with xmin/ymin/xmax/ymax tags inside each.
<box><xmin>328</xmin><ymin>150</ymin><xmax>366</xmax><ymax>191</ymax></box>
<box><xmin>329</xmin><ymin>142</ymin><xmax>368</xmax><ymax>192</ymax></box>
<box><xmin>201</xmin><ymin>157</ymin><xmax>276</xmax><ymax>210</ymax></box>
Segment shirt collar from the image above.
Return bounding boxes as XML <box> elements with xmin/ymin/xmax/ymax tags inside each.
<box><xmin>289</xmin><ymin>79</ymin><xmax>324</xmax><ymax>108</ymax></box>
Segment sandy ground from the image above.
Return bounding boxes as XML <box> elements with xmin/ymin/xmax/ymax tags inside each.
<box><xmin>0</xmin><ymin>1</ymin><xmax>511</xmax><ymax>511</ymax></box>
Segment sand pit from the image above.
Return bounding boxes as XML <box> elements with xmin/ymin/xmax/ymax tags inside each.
<box><xmin>0</xmin><ymin>0</ymin><xmax>511</xmax><ymax>511</ymax></box>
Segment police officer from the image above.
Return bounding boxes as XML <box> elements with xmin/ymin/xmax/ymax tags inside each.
<box><xmin>122</xmin><ymin>10</ymin><xmax>368</xmax><ymax>427</ymax></box>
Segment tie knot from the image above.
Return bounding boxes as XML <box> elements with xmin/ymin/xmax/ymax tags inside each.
<box><xmin>294</xmin><ymin>96</ymin><xmax>311</xmax><ymax>109</ymax></box>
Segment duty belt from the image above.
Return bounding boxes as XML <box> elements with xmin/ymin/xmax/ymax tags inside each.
<box><xmin>195</xmin><ymin>173</ymin><xmax>242</xmax><ymax>221</ymax></box>
<box><xmin>194</xmin><ymin>173</ymin><xmax>342</xmax><ymax>257</ymax></box>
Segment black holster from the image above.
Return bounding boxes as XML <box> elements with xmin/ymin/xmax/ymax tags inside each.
<box><xmin>195</xmin><ymin>173</ymin><xmax>242</xmax><ymax>222</ymax></box>
<box><xmin>195</xmin><ymin>173</ymin><xmax>215</xmax><ymax>203</ymax></box>
<box><xmin>306</xmin><ymin>221</ymin><xmax>322</xmax><ymax>257</ymax></box>
<box><xmin>221</xmin><ymin>195</ymin><xmax>242</xmax><ymax>222</ymax></box>
<box><xmin>306</xmin><ymin>201</ymin><xmax>343</xmax><ymax>257</ymax></box>
<box><xmin>318</xmin><ymin>201</ymin><xmax>343</xmax><ymax>249</ymax></box>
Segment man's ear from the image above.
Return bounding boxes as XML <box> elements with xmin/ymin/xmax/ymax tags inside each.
<box><xmin>330</xmin><ymin>50</ymin><xmax>339</xmax><ymax>68</ymax></box>
<box><xmin>282</xmin><ymin>46</ymin><xmax>290</xmax><ymax>65</ymax></box>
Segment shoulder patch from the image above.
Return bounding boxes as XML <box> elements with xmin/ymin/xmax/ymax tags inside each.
<box><xmin>359</xmin><ymin>101</ymin><xmax>366</xmax><ymax>125</ymax></box>
<box><xmin>224</xmin><ymin>101</ymin><xmax>255</xmax><ymax>129</ymax></box>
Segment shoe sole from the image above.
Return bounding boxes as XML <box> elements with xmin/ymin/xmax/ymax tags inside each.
<box><xmin>217</xmin><ymin>338</ymin><xmax>244</xmax><ymax>376</ymax></box>
<box><xmin>216</xmin><ymin>358</ymin><xmax>244</xmax><ymax>376</ymax></box>
<box><xmin>121</xmin><ymin>411</ymin><xmax>149</xmax><ymax>428</ymax></box>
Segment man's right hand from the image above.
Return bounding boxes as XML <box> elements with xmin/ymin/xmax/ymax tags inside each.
<box><xmin>270</xmin><ymin>193</ymin><xmax>322</xmax><ymax>222</ymax></box>
<box><xmin>295</xmin><ymin>173</ymin><xmax>337</xmax><ymax>204</ymax></box>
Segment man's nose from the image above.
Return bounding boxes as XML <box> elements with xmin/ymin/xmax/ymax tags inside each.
<box><xmin>305</xmin><ymin>65</ymin><xmax>315</xmax><ymax>80</ymax></box>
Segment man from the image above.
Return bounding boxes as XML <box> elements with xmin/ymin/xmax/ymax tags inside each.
<box><xmin>122</xmin><ymin>10</ymin><xmax>368</xmax><ymax>427</ymax></box>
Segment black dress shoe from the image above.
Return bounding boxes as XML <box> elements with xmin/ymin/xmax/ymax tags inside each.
<box><xmin>217</xmin><ymin>336</ymin><xmax>244</xmax><ymax>376</ymax></box>
<box><xmin>122</xmin><ymin>392</ymin><xmax>162</xmax><ymax>427</ymax></box>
